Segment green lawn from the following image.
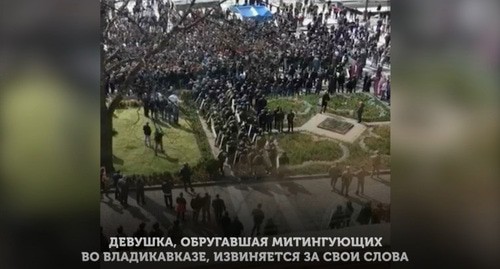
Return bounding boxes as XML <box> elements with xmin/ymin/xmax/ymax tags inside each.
<box><xmin>364</xmin><ymin>125</ymin><xmax>391</xmax><ymax>155</ymax></box>
<box><xmin>326</xmin><ymin>93</ymin><xmax>390</xmax><ymax>122</ymax></box>
<box><xmin>267</xmin><ymin>97</ymin><xmax>309</xmax><ymax>114</ymax></box>
<box><xmin>277</xmin><ymin>133</ymin><xmax>343</xmax><ymax>165</ymax></box>
<box><xmin>267</xmin><ymin>96</ymin><xmax>318</xmax><ymax>127</ymax></box>
<box><xmin>112</xmin><ymin>108</ymin><xmax>202</xmax><ymax>175</ymax></box>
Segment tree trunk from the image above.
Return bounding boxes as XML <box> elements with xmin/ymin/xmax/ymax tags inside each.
<box><xmin>101</xmin><ymin>84</ymin><xmax>114</xmax><ymax>172</ymax></box>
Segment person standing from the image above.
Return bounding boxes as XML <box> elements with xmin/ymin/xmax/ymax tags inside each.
<box><xmin>176</xmin><ymin>192</ymin><xmax>187</xmax><ymax>221</ymax></box>
<box><xmin>179</xmin><ymin>163</ymin><xmax>194</xmax><ymax>193</ymax></box>
<box><xmin>321</xmin><ymin>91</ymin><xmax>330</xmax><ymax>113</ymax></box>
<box><xmin>287</xmin><ymin>110</ymin><xmax>295</xmax><ymax>132</ymax></box>
<box><xmin>340</xmin><ymin>166</ymin><xmax>353</xmax><ymax>197</ymax></box>
<box><xmin>191</xmin><ymin>194</ymin><xmax>202</xmax><ymax>223</ymax></box>
<box><xmin>328</xmin><ymin>163</ymin><xmax>341</xmax><ymax>191</ymax></box>
<box><xmin>355</xmin><ymin>166</ymin><xmax>368</xmax><ymax>195</ymax></box>
<box><xmin>112</xmin><ymin>170</ymin><xmax>122</xmax><ymax>200</ymax></box>
<box><xmin>161</xmin><ymin>178</ymin><xmax>174</xmax><ymax>209</ymax></box>
<box><xmin>118</xmin><ymin>176</ymin><xmax>129</xmax><ymax>206</ymax></box>
<box><xmin>356</xmin><ymin>101</ymin><xmax>365</xmax><ymax>123</ymax></box>
<box><xmin>136</xmin><ymin>178</ymin><xmax>146</xmax><ymax>206</ymax></box>
<box><xmin>143</xmin><ymin>122</ymin><xmax>152</xmax><ymax>147</ymax></box>
<box><xmin>276</xmin><ymin>108</ymin><xmax>285</xmax><ymax>133</ymax></box>
<box><xmin>231</xmin><ymin>216</ymin><xmax>244</xmax><ymax>237</ymax></box>
<box><xmin>212</xmin><ymin>194</ymin><xmax>227</xmax><ymax>223</ymax></box>
<box><xmin>154</xmin><ymin>128</ymin><xmax>164</xmax><ymax>156</ymax></box>
<box><xmin>371</xmin><ymin>151</ymin><xmax>381</xmax><ymax>178</ymax></box>
<box><xmin>250</xmin><ymin>204</ymin><xmax>265</xmax><ymax>236</ymax></box>
<box><xmin>149</xmin><ymin>222</ymin><xmax>164</xmax><ymax>237</ymax></box>
<box><xmin>201</xmin><ymin>193</ymin><xmax>211</xmax><ymax>223</ymax></box>
<box><xmin>220</xmin><ymin>212</ymin><xmax>232</xmax><ymax>237</ymax></box>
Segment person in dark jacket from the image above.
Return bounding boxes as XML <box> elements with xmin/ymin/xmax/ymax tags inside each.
<box><xmin>231</xmin><ymin>216</ymin><xmax>244</xmax><ymax>237</ymax></box>
<box><xmin>136</xmin><ymin>178</ymin><xmax>146</xmax><ymax>206</ymax></box>
<box><xmin>287</xmin><ymin>110</ymin><xmax>295</xmax><ymax>132</ymax></box>
<box><xmin>212</xmin><ymin>194</ymin><xmax>227</xmax><ymax>223</ymax></box>
<box><xmin>321</xmin><ymin>92</ymin><xmax>330</xmax><ymax>113</ymax></box>
<box><xmin>356</xmin><ymin>101</ymin><xmax>365</xmax><ymax>123</ymax></box>
<box><xmin>179</xmin><ymin>163</ymin><xmax>194</xmax><ymax>192</ymax></box>
<box><xmin>143</xmin><ymin>122</ymin><xmax>152</xmax><ymax>147</ymax></box>
<box><xmin>161</xmin><ymin>178</ymin><xmax>174</xmax><ymax>209</ymax></box>
<box><xmin>220</xmin><ymin>212</ymin><xmax>231</xmax><ymax>237</ymax></box>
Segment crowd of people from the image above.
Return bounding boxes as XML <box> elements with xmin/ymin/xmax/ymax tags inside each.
<box><xmin>101</xmin><ymin>0</ymin><xmax>391</xmax><ymax>242</ymax></box>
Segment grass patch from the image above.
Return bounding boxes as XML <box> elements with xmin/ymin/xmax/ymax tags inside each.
<box><xmin>277</xmin><ymin>133</ymin><xmax>343</xmax><ymax>165</ymax></box>
<box><xmin>267</xmin><ymin>97</ymin><xmax>308</xmax><ymax>113</ymax></box>
<box><xmin>345</xmin><ymin>142</ymin><xmax>391</xmax><ymax>170</ymax></box>
<box><xmin>326</xmin><ymin>93</ymin><xmax>390</xmax><ymax>122</ymax></box>
<box><xmin>112</xmin><ymin>108</ymin><xmax>202</xmax><ymax>176</ymax></box>
<box><xmin>365</xmin><ymin>125</ymin><xmax>390</xmax><ymax>155</ymax></box>
<box><xmin>267</xmin><ymin>95</ymin><xmax>319</xmax><ymax>127</ymax></box>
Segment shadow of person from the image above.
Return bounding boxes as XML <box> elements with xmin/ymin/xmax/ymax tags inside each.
<box><xmin>156</xmin><ymin>152</ymin><xmax>179</xmax><ymax>163</ymax></box>
<box><xmin>124</xmin><ymin>203</ymin><xmax>151</xmax><ymax>223</ymax></box>
<box><xmin>279</xmin><ymin>181</ymin><xmax>311</xmax><ymax>195</ymax></box>
<box><xmin>101</xmin><ymin>197</ymin><xmax>124</xmax><ymax>215</ymax></box>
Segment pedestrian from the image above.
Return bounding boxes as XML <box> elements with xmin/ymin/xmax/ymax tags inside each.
<box><xmin>161</xmin><ymin>177</ymin><xmax>174</xmax><ymax>209</ymax></box>
<box><xmin>344</xmin><ymin>201</ymin><xmax>354</xmax><ymax>227</ymax></box>
<box><xmin>371</xmin><ymin>151</ymin><xmax>381</xmax><ymax>178</ymax></box>
<box><xmin>220</xmin><ymin>212</ymin><xmax>232</xmax><ymax>237</ymax></box>
<box><xmin>201</xmin><ymin>192</ymin><xmax>211</xmax><ymax>223</ymax></box>
<box><xmin>356</xmin><ymin>101</ymin><xmax>364</xmax><ymax>123</ymax></box>
<box><xmin>250</xmin><ymin>204</ymin><xmax>265</xmax><ymax>236</ymax></box>
<box><xmin>329</xmin><ymin>205</ymin><xmax>344</xmax><ymax>229</ymax></box>
<box><xmin>136</xmin><ymin>178</ymin><xmax>146</xmax><ymax>205</ymax></box>
<box><xmin>149</xmin><ymin>222</ymin><xmax>164</xmax><ymax>237</ymax></box>
<box><xmin>115</xmin><ymin>226</ymin><xmax>128</xmax><ymax>251</ymax></box>
<box><xmin>154</xmin><ymin>128</ymin><xmax>164</xmax><ymax>155</ymax></box>
<box><xmin>168</xmin><ymin>220</ymin><xmax>183</xmax><ymax>244</ymax></box>
<box><xmin>276</xmin><ymin>108</ymin><xmax>285</xmax><ymax>132</ymax></box>
<box><xmin>191</xmin><ymin>193</ymin><xmax>202</xmax><ymax>222</ymax></box>
<box><xmin>321</xmin><ymin>91</ymin><xmax>330</xmax><ymax>113</ymax></box>
<box><xmin>231</xmin><ymin>216</ymin><xmax>244</xmax><ymax>237</ymax></box>
<box><xmin>112</xmin><ymin>170</ymin><xmax>122</xmax><ymax>200</ymax></box>
<box><xmin>328</xmin><ymin>163</ymin><xmax>341</xmax><ymax>191</ymax></box>
<box><xmin>217</xmin><ymin>150</ymin><xmax>227</xmax><ymax>176</ymax></box>
<box><xmin>118</xmin><ymin>176</ymin><xmax>129</xmax><ymax>206</ymax></box>
<box><xmin>143</xmin><ymin>122</ymin><xmax>152</xmax><ymax>147</ymax></box>
<box><xmin>179</xmin><ymin>163</ymin><xmax>194</xmax><ymax>193</ymax></box>
<box><xmin>100</xmin><ymin>167</ymin><xmax>108</xmax><ymax>198</ymax></box>
<box><xmin>340</xmin><ymin>166</ymin><xmax>352</xmax><ymax>196</ymax></box>
<box><xmin>212</xmin><ymin>194</ymin><xmax>226</xmax><ymax>223</ymax></box>
<box><xmin>356</xmin><ymin>202</ymin><xmax>372</xmax><ymax>225</ymax></box>
<box><xmin>355</xmin><ymin>166</ymin><xmax>368</xmax><ymax>195</ymax></box>
<box><xmin>176</xmin><ymin>192</ymin><xmax>187</xmax><ymax>221</ymax></box>
<box><xmin>287</xmin><ymin>110</ymin><xmax>295</xmax><ymax>132</ymax></box>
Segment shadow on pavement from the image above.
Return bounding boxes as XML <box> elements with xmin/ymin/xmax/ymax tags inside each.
<box><xmin>101</xmin><ymin>196</ymin><xmax>124</xmax><ymax>215</ymax></box>
<box><xmin>279</xmin><ymin>181</ymin><xmax>311</xmax><ymax>195</ymax></box>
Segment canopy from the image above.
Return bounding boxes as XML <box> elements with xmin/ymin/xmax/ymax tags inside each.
<box><xmin>229</xmin><ymin>5</ymin><xmax>273</xmax><ymax>21</ymax></box>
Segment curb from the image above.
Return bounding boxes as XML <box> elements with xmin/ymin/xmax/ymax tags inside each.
<box><xmin>104</xmin><ymin>169</ymin><xmax>391</xmax><ymax>193</ymax></box>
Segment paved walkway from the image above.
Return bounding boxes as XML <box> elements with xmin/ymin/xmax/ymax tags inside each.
<box><xmin>101</xmin><ymin>174</ymin><xmax>390</xmax><ymax>237</ymax></box>
<box><xmin>297</xmin><ymin>113</ymin><xmax>367</xmax><ymax>143</ymax></box>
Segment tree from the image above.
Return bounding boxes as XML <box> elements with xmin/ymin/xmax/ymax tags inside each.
<box><xmin>100</xmin><ymin>0</ymin><xmax>224</xmax><ymax>172</ymax></box>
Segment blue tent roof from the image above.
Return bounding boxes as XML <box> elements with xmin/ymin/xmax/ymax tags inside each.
<box><xmin>229</xmin><ymin>5</ymin><xmax>273</xmax><ymax>21</ymax></box>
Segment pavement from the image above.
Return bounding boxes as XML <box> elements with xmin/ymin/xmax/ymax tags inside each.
<box><xmin>101</xmin><ymin>173</ymin><xmax>390</xmax><ymax>237</ymax></box>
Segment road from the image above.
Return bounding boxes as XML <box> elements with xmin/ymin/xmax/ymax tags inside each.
<box><xmin>101</xmin><ymin>174</ymin><xmax>390</xmax><ymax>237</ymax></box>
